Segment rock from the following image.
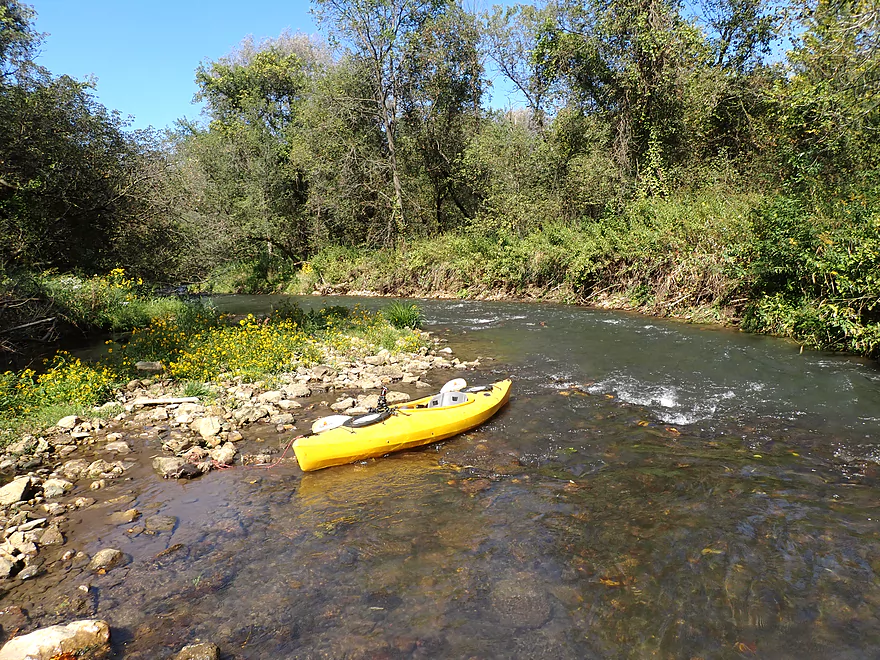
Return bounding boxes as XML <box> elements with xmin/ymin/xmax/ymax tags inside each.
<box><xmin>17</xmin><ymin>564</ymin><xmax>43</xmax><ymax>580</ymax></box>
<box><xmin>385</xmin><ymin>391</ymin><xmax>410</xmax><ymax>404</ymax></box>
<box><xmin>283</xmin><ymin>384</ymin><xmax>312</xmax><ymax>398</ymax></box>
<box><xmin>355</xmin><ymin>379</ymin><xmax>381</xmax><ymax>390</ymax></box>
<box><xmin>17</xmin><ymin>518</ymin><xmax>46</xmax><ymax>532</ymax></box>
<box><xmin>108</xmin><ymin>509</ymin><xmax>140</xmax><ymax>525</ymax></box>
<box><xmin>415</xmin><ymin>380</ymin><xmax>433</xmax><ymax>389</ymax></box>
<box><xmin>257</xmin><ymin>390</ymin><xmax>283</xmax><ymax>404</ymax></box>
<box><xmin>38</xmin><ymin>525</ymin><xmax>64</xmax><ymax>546</ymax></box>
<box><xmin>174</xmin><ymin>641</ymin><xmax>221</xmax><ymax>660</ymax></box>
<box><xmin>144</xmin><ymin>515</ymin><xmax>177</xmax><ymax>532</ymax></box>
<box><xmin>4</xmin><ymin>532</ymin><xmax>37</xmax><ymax>556</ymax></box>
<box><xmin>88</xmin><ymin>548</ymin><xmax>125</xmax><ymax>571</ymax></box>
<box><xmin>0</xmin><ymin>619</ymin><xmax>110</xmax><ymax>660</ymax></box>
<box><xmin>0</xmin><ymin>556</ymin><xmax>22</xmax><ymax>579</ymax></box>
<box><xmin>41</xmin><ymin>478</ymin><xmax>73</xmax><ymax>499</ymax></box>
<box><xmin>226</xmin><ymin>430</ymin><xmax>243</xmax><ymax>442</ymax></box>
<box><xmin>135</xmin><ymin>360</ymin><xmax>164</xmax><ymax>373</ymax></box>
<box><xmin>162</xmin><ymin>436</ymin><xmax>193</xmax><ymax>454</ymax></box>
<box><xmin>72</xmin><ymin>497</ymin><xmax>96</xmax><ymax>509</ymax></box>
<box><xmin>151</xmin><ymin>406</ymin><xmax>169</xmax><ymax>421</ymax></box>
<box><xmin>85</xmin><ymin>459</ymin><xmax>123</xmax><ymax>479</ymax></box>
<box><xmin>105</xmin><ymin>432</ymin><xmax>123</xmax><ymax>442</ymax></box>
<box><xmin>104</xmin><ymin>441</ymin><xmax>131</xmax><ymax>454</ymax></box>
<box><xmin>0</xmin><ymin>605</ymin><xmax>28</xmax><ymax>637</ymax></box>
<box><xmin>490</xmin><ymin>575</ymin><xmax>552</xmax><ymax>629</ymax></box>
<box><xmin>6</xmin><ymin>437</ymin><xmax>36</xmax><ymax>455</ymax></box>
<box><xmin>60</xmin><ymin>459</ymin><xmax>90</xmax><ymax>479</ymax></box>
<box><xmin>56</xmin><ymin>415</ymin><xmax>79</xmax><ymax>430</ymax></box>
<box><xmin>233</xmin><ymin>406</ymin><xmax>270</xmax><ymax>424</ymax></box>
<box><xmin>364</xmin><ymin>355</ymin><xmax>385</xmax><ymax>366</ymax></box>
<box><xmin>277</xmin><ymin>399</ymin><xmax>302</xmax><ymax>411</ymax></box>
<box><xmin>0</xmin><ymin>477</ymin><xmax>36</xmax><ymax>506</ymax></box>
<box><xmin>193</xmin><ymin>416</ymin><xmax>222</xmax><ymax>439</ymax></box>
<box><xmin>153</xmin><ymin>457</ymin><xmax>185</xmax><ymax>478</ymax></box>
<box><xmin>177</xmin><ymin>402</ymin><xmax>205</xmax><ymax>415</ymax></box>
<box><xmin>377</xmin><ymin>366</ymin><xmax>404</xmax><ymax>379</ymax></box>
<box><xmin>209</xmin><ymin>443</ymin><xmax>236</xmax><ymax>466</ymax></box>
<box><xmin>330</xmin><ymin>397</ymin><xmax>356</xmax><ymax>412</ymax></box>
<box><xmin>439</xmin><ymin>346</ymin><xmax>453</xmax><ymax>354</ymax></box>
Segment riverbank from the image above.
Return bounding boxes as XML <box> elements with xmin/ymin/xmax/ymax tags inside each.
<box><xmin>0</xmin><ymin>333</ymin><xmax>481</xmax><ymax>656</ymax></box>
<box><xmin>206</xmin><ymin>191</ymin><xmax>880</xmax><ymax>360</ymax></box>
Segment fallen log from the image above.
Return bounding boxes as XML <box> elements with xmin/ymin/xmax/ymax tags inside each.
<box><xmin>131</xmin><ymin>397</ymin><xmax>201</xmax><ymax>406</ymax></box>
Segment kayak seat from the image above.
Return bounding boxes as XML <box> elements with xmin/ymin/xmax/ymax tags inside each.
<box><xmin>427</xmin><ymin>391</ymin><xmax>469</xmax><ymax>408</ymax></box>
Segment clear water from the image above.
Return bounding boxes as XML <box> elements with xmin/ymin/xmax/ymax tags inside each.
<box><xmin>9</xmin><ymin>296</ymin><xmax>880</xmax><ymax>659</ymax></box>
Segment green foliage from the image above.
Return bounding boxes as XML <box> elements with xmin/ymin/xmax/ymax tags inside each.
<box><xmin>743</xmin><ymin>193</ymin><xmax>880</xmax><ymax>355</ymax></box>
<box><xmin>383</xmin><ymin>301</ymin><xmax>424</xmax><ymax>329</ymax></box>
<box><xmin>13</xmin><ymin>270</ymin><xmax>205</xmax><ymax>333</ymax></box>
<box><xmin>2</xmin><ymin>296</ymin><xmax>429</xmax><ymax>434</ymax></box>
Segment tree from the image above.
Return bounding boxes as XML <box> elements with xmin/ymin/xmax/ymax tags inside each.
<box><xmin>482</xmin><ymin>3</ymin><xmax>557</xmax><ymax>130</ymax></box>
<box><xmin>536</xmin><ymin>0</ymin><xmax>705</xmax><ymax>193</ymax></box>
<box><xmin>181</xmin><ymin>33</ymin><xmax>327</xmax><ymax>268</ymax></box>
<box><xmin>313</xmin><ymin>0</ymin><xmax>449</xmax><ymax>240</ymax></box>
<box><xmin>775</xmin><ymin>0</ymin><xmax>880</xmax><ymax>189</ymax></box>
<box><xmin>398</xmin><ymin>3</ymin><xmax>484</xmax><ymax>230</ymax></box>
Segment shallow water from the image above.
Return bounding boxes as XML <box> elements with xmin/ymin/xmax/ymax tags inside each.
<box><xmin>8</xmin><ymin>296</ymin><xmax>880</xmax><ymax>658</ymax></box>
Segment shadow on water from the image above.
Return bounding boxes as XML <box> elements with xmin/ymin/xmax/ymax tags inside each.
<box><xmin>5</xmin><ymin>295</ymin><xmax>880</xmax><ymax>658</ymax></box>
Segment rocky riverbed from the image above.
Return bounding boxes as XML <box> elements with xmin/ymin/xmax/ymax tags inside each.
<box><xmin>0</xmin><ymin>340</ymin><xmax>481</xmax><ymax>658</ymax></box>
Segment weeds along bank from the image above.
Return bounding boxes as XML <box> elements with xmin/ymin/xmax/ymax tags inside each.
<box><xmin>265</xmin><ymin>191</ymin><xmax>878</xmax><ymax>359</ymax></box>
<box><xmin>0</xmin><ymin>286</ymin><xmax>428</xmax><ymax>442</ymax></box>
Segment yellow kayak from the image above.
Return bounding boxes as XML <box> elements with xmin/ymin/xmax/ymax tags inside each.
<box><xmin>292</xmin><ymin>379</ymin><xmax>512</xmax><ymax>472</ymax></box>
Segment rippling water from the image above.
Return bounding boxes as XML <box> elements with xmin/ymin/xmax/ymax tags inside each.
<box><xmin>10</xmin><ymin>296</ymin><xmax>880</xmax><ymax>659</ymax></box>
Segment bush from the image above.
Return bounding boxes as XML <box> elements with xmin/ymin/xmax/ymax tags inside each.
<box><xmin>383</xmin><ymin>301</ymin><xmax>423</xmax><ymax>329</ymax></box>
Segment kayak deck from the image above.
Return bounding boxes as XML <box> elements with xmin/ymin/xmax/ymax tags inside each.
<box><xmin>292</xmin><ymin>379</ymin><xmax>511</xmax><ymax>471</ymax></box>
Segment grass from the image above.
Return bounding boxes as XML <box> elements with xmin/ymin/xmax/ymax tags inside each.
<box><xmin>0</xmin><ymin>288</ymin><xmax>430</xmax><ymax>444</ymax></box>
<box><xmin>383</xmin><ymin>301</ymin><xmax>424</xmax><ymax>329</ymax></box>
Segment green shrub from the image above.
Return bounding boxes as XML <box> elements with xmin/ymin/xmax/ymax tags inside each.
<box><xmin>383</xmin><ymin>301</ymin><xmax>423</xmax><ymax>329</ymax></box>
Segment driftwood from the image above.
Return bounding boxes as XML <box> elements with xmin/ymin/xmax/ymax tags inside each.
<box><xmin>0</xmin><ymin>317</ymin><xmax>56</xmax><ymax>335</ymax></box>
<box><xmin>131</xmin><ymin>397</ymin><xmax>201</xmax><ymax>407</ymax></box>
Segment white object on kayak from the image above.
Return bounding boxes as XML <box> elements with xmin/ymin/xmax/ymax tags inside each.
<box><xmin>311</xmin><ymin>415</ymin><xmax>352</xmax><ymax>434</ymax></box>
<box><xmin>440</xmin><ymin>378</ymin><xmax>467</xmax><ymax>393</ymax></box>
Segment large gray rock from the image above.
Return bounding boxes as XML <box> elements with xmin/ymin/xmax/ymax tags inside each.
<box><xmin>257</xmin><ymin>390</ymin><xmax>283</xmax><ymax>404</ymax></box>
<box><xmin>209</xmin><ymin>443</ymin><xmax>236</xmax><ymax>466</ymax></box>
<box><xmin>56</xmin><ymin>414</ymin><xmax>79</xmax><ymax>430</ymax></box>
<box><xmin>41</xmin><ymin>478</ymin><xmax>73</xmax><ymax>498</ymax></box>
<box><xmin>135</xmin><ymin>360</ymin><xmax>164</xmax><ymax>373</ymax></box>
<box><xmin>283</xmin><ymin>383</ymin><xmax>312</xmax><ymax>398</ymax></box>
<box><xmin>153</xmin><ymin>457</ymin><xmax>185</xmax><ymax>477</ymax></box>
<box><xmin>193</xmin><ymin>416</ymin><xmax>222</xmax><ymax>439</ymax></box>
<box><xmin>88</xmin><ymin>548</ymin><xmax>125</xmax><ymax>571</ymax></box>
<box><xmin>59</xmin><ymin>459</ymin><xmax>90</xmax><ymax>479</ymax></box>
<box><xmin>0</xmin><ymin>619</ymin><xmax>110</xmax><ymax>660</ymax></box>
<box><xmin>38</xmin><ymin>525</ymin><xmax>65</xmax><ymax>546</ymax></box>
<box><xmin>330</xmin><ymin>397</ymin><xmax>355</xmax><ymax>412</ymax></box>
<box><xmin>0</xmin><ymin>477</ymin><xmax>36</xmax><ymax>506</ymax></box>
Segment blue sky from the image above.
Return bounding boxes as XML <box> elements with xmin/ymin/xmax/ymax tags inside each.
<box><xmin>31</xmin><ymin>0</ymin><xmax>518</xmax><ymax>132</ymax></box>
<box><xmin>32</xmin><ymin>1</ymin><xmax>323</xmax><ymax>130</ymax></box>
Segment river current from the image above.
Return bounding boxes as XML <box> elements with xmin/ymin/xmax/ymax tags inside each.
<box><xmin>9</xmin><ymin>296</ymin><xmax>880</xmax><ymax>658</ymax></box>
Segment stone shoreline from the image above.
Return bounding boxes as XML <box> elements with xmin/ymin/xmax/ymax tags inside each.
<box><xmin>0</xmin><ymin>339</ymin><xmax>481</xmax><ymax>658</ymax></box>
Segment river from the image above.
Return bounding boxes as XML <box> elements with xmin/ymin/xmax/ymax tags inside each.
<box><xmin>9</xmin><ymin>295</ymin><xmax>880</xmax><ymax>658</ymax></box>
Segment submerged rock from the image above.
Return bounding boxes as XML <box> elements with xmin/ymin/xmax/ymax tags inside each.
<box><xmin>88</xmin><ymin>548</ymin><xmax>125</xmax><ymax>571</ymax></box>
<box><xmin>0</xmin><ymin>619</ymin><xmax>110</xmax><ymax>660</ymax></box>
<box><xmin>490</xmin><ymin>574</ymin><xmax>553</xmax><ymax>629</ymax></box>
<box><xmin>173</xmin><ymin>641</ymin><xmax>220</xmax><ymax>660</ymax></box>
